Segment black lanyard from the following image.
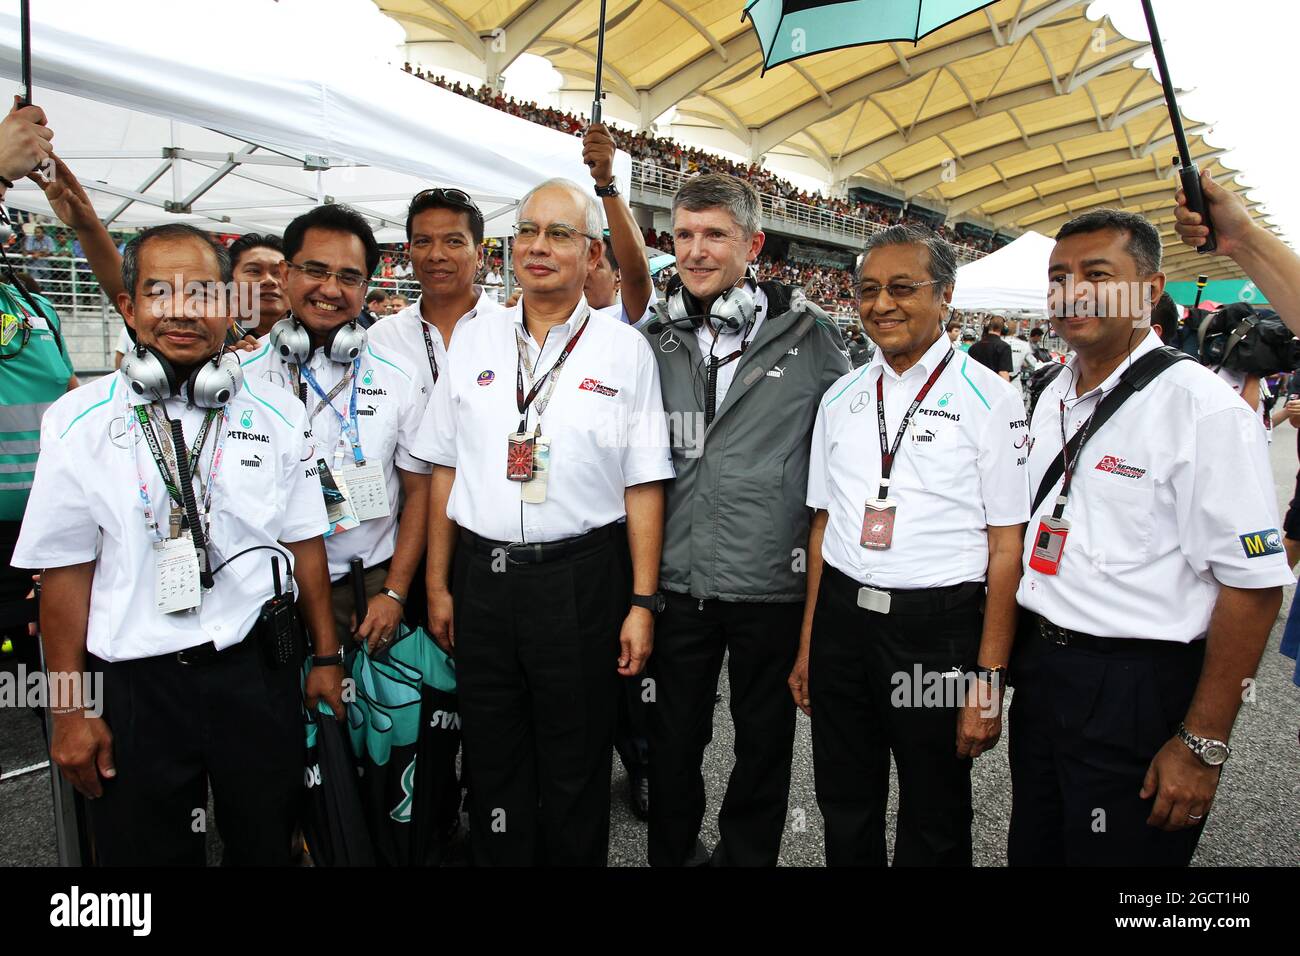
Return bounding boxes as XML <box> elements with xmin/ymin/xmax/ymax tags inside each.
<box><xmin>421</xmin><ymin>322</ymin><xmax>440</xmax><ymax>385</ymax></box>
<box><xmin>135</xmin><ymin>404</ymin><xmax>219</xmax><ymax>585</ymax></box>
<box><xmin>515</xmin><ymin>313</ymin><xmax>590</xmax><ymax>433</ymax></box>
<box><xmin>873</xmin><ymin>349</ymin><xmax>955</xmax><ymax>499</ymax></box>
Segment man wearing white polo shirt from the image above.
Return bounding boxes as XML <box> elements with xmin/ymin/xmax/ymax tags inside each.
<box><xmin>801</xmin><ymin>224</ymin><xmax>1028</xmax><ymax>866</ymax></box>
<box><xmin>1011</xmin><ymin>209</ymin><xmax>1290</xmax><ymax>866</ymax></box>
<box><xmin>422</xmin><ymin>178</ymin><xmax>672</xmax><ymax>866</ymax></box>
<box><xmin>14</xmin><ymin>224</ymin><xmax>340</xmax><ymax>865</ymax></box>
<box><xmin>241</xmin><ymin>204</ymin><xmax>430</xmax><ymax>654</ymax></box>
<box><xmin>370</xmin><ymin>189</ymin><xmax>502</xmax><ymax>395</ymax></box>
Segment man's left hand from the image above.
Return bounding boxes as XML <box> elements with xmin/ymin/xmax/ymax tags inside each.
<box><xmin>955</xmin><ymin>678</ymin><xmax>1003</xmax><ymax>759</ymax></box>
<box><xmin>353</xmin><ymin>591</ymin><xmax>404</xmax><ymax>654</ymax></box>
<box><xmin>1141</xmin><ymin>736</ymin><xmax>1221</xmax><ymax>831</ymax></box>
<box><xmin>618</xmin><ymin>606</ymin><xmax>653</xmax><ymax>676</ymax></box>
<box><xmin>583</xmin><ymin>123</ymin><xmax>616</xmax><ymax>188</ymax></box>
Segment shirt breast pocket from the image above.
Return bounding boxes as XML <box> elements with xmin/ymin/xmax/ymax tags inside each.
<box><xmin>1079</xmin><ymin>475</ymin><xmax>1156</xmax><ymax>569</ymax></box>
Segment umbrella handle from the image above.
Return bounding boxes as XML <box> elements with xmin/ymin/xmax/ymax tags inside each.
<box><xmin>1179</xmin><ymin>163</ymin><xmax>1218</xmax><ymax>256</ymax></box>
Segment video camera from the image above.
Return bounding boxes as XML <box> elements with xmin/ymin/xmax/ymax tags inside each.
<box><xmin>1195</xmin><ymin>302</ymin><xmax>1300</xmax><ymax>377</ymax></box>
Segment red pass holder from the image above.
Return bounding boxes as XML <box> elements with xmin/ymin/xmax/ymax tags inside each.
<box><xmin>1028</xmin><ymin>516</ymin><xmax>1070</xmax><ymax>575</ymax></box>
<box><xmin>507</xmin><ymin>430</ymin><xmax>535</xmax><ymax>481</ymax></box>
<box><xmin>860</xmin><ymin>497</ymin><xmax>897</xmax><ymax>550</ymax></box>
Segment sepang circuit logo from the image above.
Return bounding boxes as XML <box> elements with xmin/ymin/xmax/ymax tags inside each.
<box><xmin>1094</xmin><ymin>455</ymin><xmax>1146</xmax><ymax>480</ymax></box>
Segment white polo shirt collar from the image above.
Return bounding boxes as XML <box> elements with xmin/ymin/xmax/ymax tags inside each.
<box><xmin>866</xmin><ymin>328</ymin><xmax>955</xmax><ymax>384</ymax></box>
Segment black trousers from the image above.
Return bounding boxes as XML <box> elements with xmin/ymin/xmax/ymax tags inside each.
<box><xmin>1008</xmin><ymin>615</ymin><xmax>1207</xmax><ymax>866</ymax></box>
<box><xmin>646</xmin><ymin>593</ymin><xmax>802</xmax><ymax>866</ymax></box>
<box><xmin>87</xmin><ymin>636</ymin><xmax>302</xmax><ymax>866</ymax></box>
<box><xmin>809</xmin><ymin>566</ymin><xmax>983</xmax><ymax>867</ymax></box>
<box><xmin>452</xmin><ymin>528</ymin><xmax>627</xmax><ymax>866</ymax></box>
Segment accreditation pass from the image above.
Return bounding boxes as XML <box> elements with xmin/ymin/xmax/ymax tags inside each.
<box><xmin>154</xmin><ymin>535</ymin><xmax>201</xmax><ymax>613</ymax></box>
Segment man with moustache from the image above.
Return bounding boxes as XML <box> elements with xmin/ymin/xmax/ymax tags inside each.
<box><xmin>640</xmin><ymin>174</ymin><xmax>849</xmax><ymax>867</ymax></box>
<box><xmin>1010</xmin><ymin>208</ymin><xmax>1290</xmax><ymax>866</ymax></box>
<box><xmin>240</xmin><ymin>205</ymin><xmax>431</xmax><ymax>654</ymax></box>
<box><xmin>802</xmin><ymin>224</ymin><xmax>1028</xmax><ymax>866</ymax></box>
<box><xmin>422</xmin><ymin>178</ymin><xmax>672</xmax><ymax>865</ymax></box>
<box><xmin>228</xmin><ymin>233</ymin><xmax>288</xmax><ymax>338</ymax></box>
<box><xmin>12</xmin><ymin>223</ymin><xmax>341</xmax><ymax>865</ymax></box>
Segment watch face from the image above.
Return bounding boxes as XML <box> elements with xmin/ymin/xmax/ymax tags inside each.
<box><xmin>1203</xmin><ymin>743</ymin><xmax>1229</xmax><ymax>765</ymax></box>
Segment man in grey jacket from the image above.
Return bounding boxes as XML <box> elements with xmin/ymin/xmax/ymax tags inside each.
<box><xmin>638</xmin><ymin>174</ymin><xmax>850</xmax><ymax>865</ymax></box>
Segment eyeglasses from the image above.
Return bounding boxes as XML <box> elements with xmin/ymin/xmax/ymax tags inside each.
<box><xmin>513</xmin><ymin>222</ymin><xmax>598</xmax><ymax>246</ymax></box>
<box><xmin>285</xmin><ymin>261</ymin><xmax>368</xmax><ymax>289</ymax></box>
<box><xmin>858</xmin><ymin>279</ymin><xmax>941</xmax><ymax>302</ymax></box>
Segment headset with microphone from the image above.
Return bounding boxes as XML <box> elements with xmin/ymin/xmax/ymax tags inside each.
<box><xmin>121</xmin><ymin>340</ymin><xmax>244</xmax><ymax>408</ymax></box>
<box><xmin>649</xmin><ymin>267</ymin><xmax>760</xmax><ymax>336</ymax></box>
<box><xmin>268</xmin><ymin>314</ymin><xmax>368</xmax><ymax>366</ymax></box>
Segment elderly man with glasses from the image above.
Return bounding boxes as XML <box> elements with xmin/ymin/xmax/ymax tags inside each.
<box><xmin>420</xmin><ymin>178</ymin><xmax>674</xmax><ymax>866</ymax></box>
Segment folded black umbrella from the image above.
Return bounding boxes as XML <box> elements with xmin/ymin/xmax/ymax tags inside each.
<box><xmin>301</xmin><ymin>708</ymin><xmax>375</xmax><ymax>867</ymax></box>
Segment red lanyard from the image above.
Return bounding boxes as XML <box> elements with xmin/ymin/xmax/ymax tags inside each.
<box><xmin>515</xmin><ymin>313</ymin><xmax>590</xmax><ymax>432</ymax></box>
<box><xmin>874</xmin><ymin>348</ymin><xmax>955</xmax><ymax>499</ymax></box>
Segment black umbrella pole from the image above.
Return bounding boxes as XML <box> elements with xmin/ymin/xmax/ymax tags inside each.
<box><xmin>590</xmin><ymin>0</ymin><xmax>607</xmax><ymax>127</ymax></box>
<box><xmin>1141</xmin><ymin>0</ymin><xmax>1216</xmax><ymax>253</ymax></box>
<box><xmin>19</xmin><ymin>0</ymin><xmax>31</xmax><ymax>105</ymax></box>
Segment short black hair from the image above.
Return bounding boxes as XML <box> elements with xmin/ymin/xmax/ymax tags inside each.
<box><xmin>406</xmin><ymin>189</ymin><xmax>485</xmax><ymax>245</ymax></box>
<box><xmin>1055</xmin><ymin>208</ymin><xmax>1163</xmax><ymax>276</ymax></box>
<box><xmin>227</xmin><ymin>232</ymin><xmax>283</xmax><ymax>270</ymax></box>
<box><xmin>366</xmin><ymin>289</ymin><xmax>388</xmax><ymax>305</ymax></box>
<box><xmin>122</xmin><ymin>223</ymin><xmax>231</xmax><ymax>295</ymax></box>
<box><xmin>283</xmin><ymin>204</ymin><xmax>380</xmax><ymax>277</ymax></box>
<box><xmin>602</xmin><ymin>235</ymin><xmax>619</xmax><ymax>272</ymax></box>
<box><xmin>1029</xmin><ymin>326</ymin><xmax>1043</xmax><ymax>338</ymax></box>
<box><xmin>1152</xmin><ymin>291</ymin><xmax>1181</xmax><ymax>344</ymax></box>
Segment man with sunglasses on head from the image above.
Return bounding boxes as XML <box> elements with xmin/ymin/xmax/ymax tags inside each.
<box><xmin>372</xmin><ymin>188</ymin><xmax>503</xmax><ymax>397</ymax></box>
<box><xmin>421</xmin><ymin>178</ymin><xmax>673</xmax><ymax>866</ymax></box>
<box><xmin>241</xmin><ymin>204</ymin><xmax>431</xmax><ymax>656</ymax></box>
<box><xmin>639</xmin><ymin>173</ymin><xmax>849</xmax><ymax>867</ymax></box>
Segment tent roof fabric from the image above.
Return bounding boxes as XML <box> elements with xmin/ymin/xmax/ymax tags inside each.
<box><xmin>384</xmin><ymin>0</ymin><xmax>1276</xmax><ymax>278</ymax></box>
<box><xmin>950</xmin><ymin>229</ymin><xmax>1056</xmax><ymax>311</ymax></box>
<box><xmin>0</xmin><ymin>0</ymin><xmax>629</xmax><ymax>241</ymax></box>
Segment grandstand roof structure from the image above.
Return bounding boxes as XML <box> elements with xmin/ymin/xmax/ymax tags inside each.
<box><xmin>380</xmin><ymin>0</ymin><xmax>1275</xmax><ymax>280</ymax></box>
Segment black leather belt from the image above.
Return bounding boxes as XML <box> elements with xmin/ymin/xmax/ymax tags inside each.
<box><xmin>174</xmin><ymin>634</ymin><xmax>256</xmax><ymax>666</ymax></box>
<box><xmin>1034</xmin><ymin>614</ymin><xmax>1198</xmax><ymax>655</ymax></box>
<box><xmin>459</xmin><ymin>523</ymin><xmax>618</xmax><ymax>566</ymax></box>
<box><xmin>825</xmin><ymin>565</ymin><xmax>983</xmax><ymax>615</ymax></box>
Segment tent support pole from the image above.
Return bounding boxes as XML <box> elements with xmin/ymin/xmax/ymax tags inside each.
<box><xmin>503</xmin><ymin>239</ymin><xmax>513</xmax><ymax>298</ymax></box>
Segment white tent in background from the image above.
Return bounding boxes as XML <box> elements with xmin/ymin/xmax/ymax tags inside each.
<box><xmin>950</xmin><ymin>231</ymin><xmax>1056</xmax><ymax>312</ymax></box>
<box><xmin>0</xmin><ymin>0</ymin><xmax>629</xmax><ymax>241</ymax></box>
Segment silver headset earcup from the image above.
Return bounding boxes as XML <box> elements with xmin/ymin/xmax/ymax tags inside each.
<box><xmin>706</xmin><ymin>284</ymin><xmax>756</xmax><ymax>334</ymax></box>
<box><xmin>120</xmin><ymin>345</ymin><xmax>176</xmax><ymax>402</ymax></box>
<box><xmin>188</xmin><ymin>352</ymin><xmax>244</xmax><ymax>409</ymax></box>
<box><xmin>270</xmin><ymin>317</ymin><xmax>312</xmax><ymax>365</ymax></box>
<box><xmin>326</xmin><ymin>321</ymin><xmax>368</xmax><ymax>364</ymax></box>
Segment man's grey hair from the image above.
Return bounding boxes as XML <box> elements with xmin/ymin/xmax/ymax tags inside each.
<box><xmin>121</xmin><ymin>223</ymin><xmax>232</xmax><ymax>295</ymax></box>
<box><xmin>672</xmin><ymin>173</ymin><xmax>762</xmax><ymax>236</ymax></box>
<box><xmin>1055</xmin><ymin>207</ymin><xmax>1163</xmax><ymax>275</ymax></box>
<box><xmin>518</xmin><ymin>178</ymin><xmax>603</xmax><ymax>238</ymax></box>
<box><xmin>860</xmin><ymin>223</ymin><xmax>958</xmax><ymax>294</ymax></box>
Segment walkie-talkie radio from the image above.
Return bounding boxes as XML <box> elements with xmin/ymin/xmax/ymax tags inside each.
<box><xmin>257</xmin><ymin>557</ymin><xmax>302</xmax><ymax>668</ymax></box>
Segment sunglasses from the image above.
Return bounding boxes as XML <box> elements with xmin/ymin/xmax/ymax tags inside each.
<box><xmin>410</xmin><ymin>187</ymin><xmax>481</xmax><ymax>215</ymax></box>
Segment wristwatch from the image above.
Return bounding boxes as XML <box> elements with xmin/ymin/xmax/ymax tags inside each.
<box><xmin>630</xmin><ymin>592</ymin><xmax>666</xmax><ymax>615</ymax></box>
<box><xmin>594</xmin><ymin>178</ymin><xmax>619</xmax><ymax>198</ymax></box>
<box><xmin>379</xmin><ymin>587</ymin><xmax>407</xmax><ymax>607</ymax></box>
<box><xmin>1178</xmin><ymin>723</ymin><xmax>1231</xmax><ymax>766</ymax></box>
<box><xmin>974</xmin><ymin>664</ymin><xmax>1008</xmax><ymax>686</ymax></box>
<box><xmin>312</xmin><ymin>649</ymin><xmax>345</xmax><ymax>668</ymax></box>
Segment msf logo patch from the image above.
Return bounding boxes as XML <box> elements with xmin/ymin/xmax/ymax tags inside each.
<box><xmin>1240</xmin><ymin>529</ymin><xmax>1283</xmax><ymax>559</ymax></box>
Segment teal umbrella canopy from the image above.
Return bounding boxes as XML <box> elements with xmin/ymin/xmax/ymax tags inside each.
<box><xmin>743</xmin><ymin>0</ymin><xmax>998</xmax><ymax>72</ymax></box>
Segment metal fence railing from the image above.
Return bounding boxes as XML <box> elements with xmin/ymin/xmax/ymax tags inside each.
<box><xmin>630</xmin><ymin>160</ymin><xmax>991</xmax><ymax>263</ymax></box>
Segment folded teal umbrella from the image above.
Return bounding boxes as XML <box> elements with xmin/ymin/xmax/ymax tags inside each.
<box><xmin>742</xmin><ymin>0</ymin><xmax>997</xmax><ymax>73</ymax></box>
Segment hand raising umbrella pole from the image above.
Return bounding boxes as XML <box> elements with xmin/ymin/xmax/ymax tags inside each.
<box><xmin>590</xmin><ymin>0</ymin><xmax>608</xmax><ymax>126</ymax></box>
<box><xmin>1139</xmin><ymin>0</ymin><xmax>1216</xmax><ymax>254</ymax></box>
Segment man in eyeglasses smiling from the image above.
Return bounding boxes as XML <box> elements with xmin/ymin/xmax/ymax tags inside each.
<box><xmin>241</xmin><ymin>204</ymin><xmax>431</xmax><ymax>657</ymax></box>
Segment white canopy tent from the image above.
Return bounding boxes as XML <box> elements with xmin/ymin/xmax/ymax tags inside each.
<box><xmin>0</xmin><ymin>0</ymin><xmax>630</xmax><ymax>241</ymax></box>
<box><xmin>950</xmin><ymin>231</ymin><xmax>1056</xmax><ymax>313</ymax></box>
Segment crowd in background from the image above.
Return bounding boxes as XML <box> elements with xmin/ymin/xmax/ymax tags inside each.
<box><xmin>402</xmin><ymin>67</ymin><xmax>1008</xmax><ymax>256</ymax></box>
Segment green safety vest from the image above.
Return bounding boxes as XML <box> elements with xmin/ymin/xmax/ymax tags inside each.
<box><xmin>0</xmin><ymin>282</ymin><xmax>75</xmax><ymax>521</ymax></box>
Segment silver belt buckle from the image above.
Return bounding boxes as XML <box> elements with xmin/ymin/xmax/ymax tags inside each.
<box><xmin>856</xmin><ymin>586</ymin><xmax>892</xmax><ymax>615</ymax></box>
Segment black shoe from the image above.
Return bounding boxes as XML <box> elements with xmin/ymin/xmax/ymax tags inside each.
<box><xmin>629</xmin><ymin>769</ymin><xmax>649</xmax><ymax>821</ymax></box>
